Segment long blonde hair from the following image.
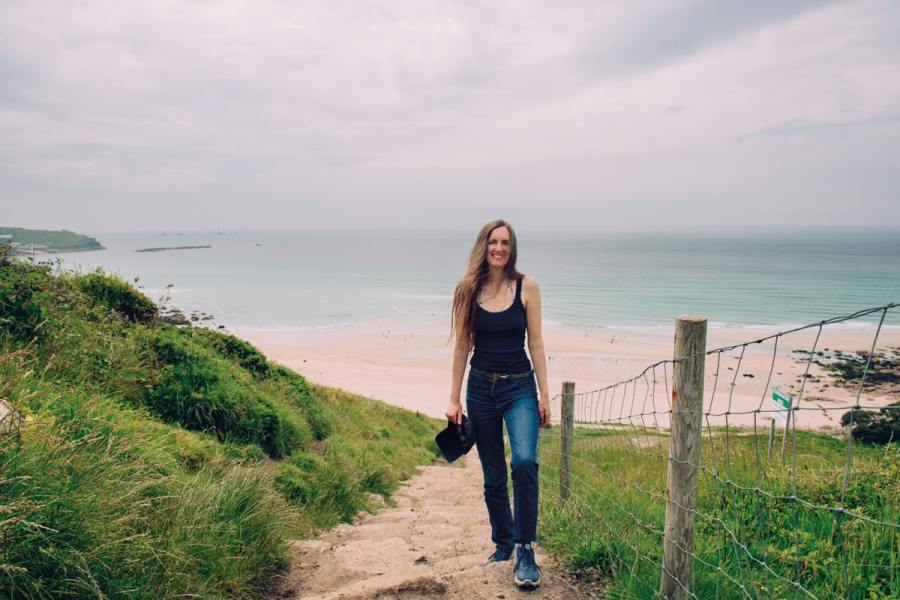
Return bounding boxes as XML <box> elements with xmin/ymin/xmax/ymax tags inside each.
<box><xmin>451</xmin><ymin>219</ymin><xmax>525</xmax><ymax>347</ymax></box>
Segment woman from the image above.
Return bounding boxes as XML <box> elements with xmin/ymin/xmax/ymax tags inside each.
<box><xmin>446</xmin><ymin>219</ymin><xmax>551</xmax><ymax>590</ymax></box>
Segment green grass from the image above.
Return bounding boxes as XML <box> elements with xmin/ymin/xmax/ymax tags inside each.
<box><xmin>538</xmin><ymin>427</ymin><xmax>899</xmax><ymax>599</ymax></box>
<box><xmin>0</xmin><ymin>227</ymin><xmax>104</xmax><ymax>252</ymax></box>
<box><xmin>0</xmin><ymin>259</ymin><xmax>442</xmax><ymax>598</ymax></box>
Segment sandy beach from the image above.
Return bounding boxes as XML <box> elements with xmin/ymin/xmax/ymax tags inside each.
<box><xmin>237</xmin><ymin>317</ymin><xmax>900</xmax><ymax>431</ymax></box>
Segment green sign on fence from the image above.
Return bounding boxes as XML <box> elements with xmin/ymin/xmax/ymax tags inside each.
<box><xmin>772</xmin><ymin>388</ymin><xmax>792</xmax><ymax>424</ymax></box>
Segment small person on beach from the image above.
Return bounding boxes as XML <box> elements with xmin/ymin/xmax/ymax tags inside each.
<box><xmin>446</xmin><ymin>219</ymin><xmax>551</xmax><ymax>590</ymax></box>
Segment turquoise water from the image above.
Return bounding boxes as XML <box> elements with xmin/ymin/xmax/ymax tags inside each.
<box><xmin>51</xmin><ymin>228</ymin><xmax>900</xmax><ymax>330</ymax></box>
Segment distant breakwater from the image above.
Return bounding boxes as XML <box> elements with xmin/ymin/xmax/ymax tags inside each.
<box><xmin>135</xmin><ymin>245</ymin><xmax>212</xmax><ymax>253</ymax></box>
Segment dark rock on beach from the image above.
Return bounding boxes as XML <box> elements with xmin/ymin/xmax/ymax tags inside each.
<box><xmin>158</xmin><ymin>308</ymin><xmax>191</xmax><ymax>327</ymax></box>
<box><xmin>822</xmin><ymin>348</ymin><xmax>900</xmax><ymax>390</ymax></box>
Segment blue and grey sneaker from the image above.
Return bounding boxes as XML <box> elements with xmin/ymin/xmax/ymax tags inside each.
<box><xmin>483</xmin><ymin>545</ymin><xmax>514</xmax><ymax>566</ymax></box>
<box><xmin>514</xmin><ymin>543</ymin><xmax>542</xmax><ymax>588</ymax></box>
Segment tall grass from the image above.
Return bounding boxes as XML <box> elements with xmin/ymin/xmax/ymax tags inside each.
<box><xmin>0</xmin><ymin>260</ymin><xmax>441</xmax><ymax>598</ymax></box>
<box><xmin>538</xmin><ymin>427</ymin><xmax>899</xmax><ymax>599</ymax></box>
<box><xmin>0</xmin><ymin>352</ymin><xmax>292</xmax><ymax>598</ymax></box>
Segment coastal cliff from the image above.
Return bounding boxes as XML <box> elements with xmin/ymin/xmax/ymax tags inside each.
<box><xmin>0</xmin><ymin>226</ymin><xmax>105</xmax><ymax>253</ymax></box>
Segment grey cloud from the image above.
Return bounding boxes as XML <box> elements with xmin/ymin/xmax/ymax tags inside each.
<box><xmin>734</xmin><ymin>114</ymin><xmax>900</xmax><ymax>142</ymax></box>
<box><xmin>0</xmin><ymin>0</ymin><xmax>898</xmax><ymax>232</ymax></box>
<box><xmin>574</xmin><ymin>0</ymin><xmax>843</xmax><ymax>76</ymax></box>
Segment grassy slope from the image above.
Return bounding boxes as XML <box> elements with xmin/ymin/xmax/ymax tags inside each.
<box><xmin>0</xmin><ymin>228</ymin><xmax>104</xmax><ymax>252</ymax></box>
<box><xmin>0</xmin><ymin>256</ymin><xmax>440</xmax><ymax>599</ymax></box>
<box><xmin>538</xmin><ymin>426</ymin><xmax>899</xmax><ymax>599</ymax></box>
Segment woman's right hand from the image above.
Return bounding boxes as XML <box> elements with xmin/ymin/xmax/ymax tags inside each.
<box><xmin>445</xmin><ymin>398</ymin><xmax>462</xmax><ymax>425</ymax></box>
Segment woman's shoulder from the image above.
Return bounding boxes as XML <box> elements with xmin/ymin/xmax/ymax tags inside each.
<box><xmin>520</xmin><ymin>275</ymin><xmax>540</xmax><ymax>291</ymax></box>
<box><xmin>520</xmin><ymin>275</ymin><xmax>540</xmax><ymax>308</ymax></box>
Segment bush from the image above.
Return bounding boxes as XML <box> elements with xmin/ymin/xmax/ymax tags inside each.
<box><xmin>194</xmin><ymin>328</ymin><xmax>270</xmax><ymax>376</ymax></box>
<box><xmin>0</xmin><ymin>261</ymin><xmax>53</xmax><ymax>343</ymax></box>
<box><xmin>0</xmin><ymin>241</ymin><xmax>12</xmax><ymax>266</ymax></box>
<box><xmin>275</xmin><ymin>452</ymin><xmax>362</xmax><ymax>524</ymax></box>
<box><xmin>73</xmin><ymin>270</ymin><xmax>157</xmax><ymax>324</ymax></box>
<box><xmin>270</xmin><ymin>365</ymin><xmax>335</xmax><ymax>440</ymax></box>
<box><xmin>841</xmin><ymin>402</ymin><xmax>900</xmax><ymax>444</ymax></box>
<box><xmin>146</xmin><ymin>326</ymin><xmax>308</xmax><ymax>457</ymax></box>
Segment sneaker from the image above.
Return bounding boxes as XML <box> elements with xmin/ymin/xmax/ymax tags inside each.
<box><xmin>483</xmin><ymin>546</ymin><xmax>513</xmax><ymax>566</ymax></box>
<box><xmin>514</xmin><ymin>544</ymin><xmax>542</xmax><ymax>588</ymax></box>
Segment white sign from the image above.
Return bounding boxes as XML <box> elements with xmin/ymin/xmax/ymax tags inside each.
<box><xmin>771</xmin><ymin>388</ymin><xmax>792</xmax><ymax>425</ymax></box>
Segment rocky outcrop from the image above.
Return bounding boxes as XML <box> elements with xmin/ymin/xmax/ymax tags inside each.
<box><xmin>157</xmin><ymin>308</ymin><xmax>191</xmax><ymax>327</ymax></box>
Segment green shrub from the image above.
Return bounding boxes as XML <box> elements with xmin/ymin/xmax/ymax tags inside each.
<box><xmin>269</xmin><ymin>365</ymin><xmax>335</xmax><ymax>440</ymax></box>
<box><xmin>275</xmin><ymin>452</ymin><xmax>362</xmax><ymax>524</ymax></box>
<box><xmin>146</xmin><ymin>326</ymin><xmax>308</xmax><ymax>457</ymax></box>
<box><xmin>73</xmin><ymin>270</ymin><xmax>158</xmax><ymax>324</ymax></box>
<box><xmin>0</xmin><ymin>240</ymin><xmax>12</xmax><ymax>266</ymax></box>
<box><xmin>194</xmin><ymin>328</ymin><xmax>270</xmax><ymax>376</ymax></box>
<box><xmin>841</xmin><ymin>402</ymin><xmax>900</xmax><ymax>444</ymax></box>
<box><xmin>0</xmin><ymin>261</ymin><xmax>53</xmax><ymax>343</ymax></box>
<box><xmin>358</xmin><ymin>461</ymin><xmax>394</xmax><ymax>497</ymax></box>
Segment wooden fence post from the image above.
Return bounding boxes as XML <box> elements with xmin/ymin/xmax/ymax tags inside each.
<box><xmin>767</xmin><ymin>417</ymin><xmax>776</xmax><ymax>461</ymax></box>
<box><xmin>660</xmin><ymin>316</ymin><xmax>707</xmax><ymax>600</ymax></box>
<box><xmin>559</xmin><ymin>381</ymin><xmax>575</xmax><ymax>504</ymax></box>
<box><xmin>780</xmin><ymin>393</ymin><xmax>794</xmax><ymax>462</ymax></box>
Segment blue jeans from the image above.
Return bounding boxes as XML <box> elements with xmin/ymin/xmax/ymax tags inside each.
<box><xmin>466</xmin><ymin>368</ymin><xmax>540</xmax><ymax>550</ymax></box>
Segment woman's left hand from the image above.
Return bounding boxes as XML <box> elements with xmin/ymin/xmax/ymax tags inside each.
<box><xmin>538</xmin><ymin>395</ymin><xmax>551</xmax><ymax>428</ymax></box>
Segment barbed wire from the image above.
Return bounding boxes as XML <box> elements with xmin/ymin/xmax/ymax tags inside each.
<box><xmin>539</xmin><ymin>302</ymin><xmax>899</xmax><ymax>599</ymax></box>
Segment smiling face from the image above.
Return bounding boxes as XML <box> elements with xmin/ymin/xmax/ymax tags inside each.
<box><xmin>454</xmin><ymin>219</ymin><xmax>522</xmax><ymax>343</ymax></box>
<box><xmin>486</xmin><ymin>225</ymin><xmax>511</xmax><ymax>270</ymax></box>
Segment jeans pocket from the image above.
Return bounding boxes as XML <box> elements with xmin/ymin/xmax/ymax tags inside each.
<box><xmin>513</xmin><ymin>374</ymin><xmax>537</xmax><ymax>395</ymax></box>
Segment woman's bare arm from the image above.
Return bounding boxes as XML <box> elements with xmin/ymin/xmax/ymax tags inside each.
<box><xmin>446</xmin><ymin>316</ymin><xmax>472</xmax><ymax>425</ymax></box>
<box><xmin>523</xmin><ymin>276</ymin><xmax>551</xmax><ymax>426</ymax></box>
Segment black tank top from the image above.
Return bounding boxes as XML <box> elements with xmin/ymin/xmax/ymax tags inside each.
<box><xmin>470</xmin><ymin>278</ymin><xmax>532</xmax><ymax>373</ymax></box>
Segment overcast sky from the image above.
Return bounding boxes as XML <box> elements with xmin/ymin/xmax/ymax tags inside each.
<box><xmin>1</xmin><ymin>0</ymin><xmax>899</xmax><ymax>233</ymax></box>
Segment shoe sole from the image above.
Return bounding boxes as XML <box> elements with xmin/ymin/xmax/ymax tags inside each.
<box><xmin>514</xmin><ymin>574</ymin><xmax>541</xmax><ymax>589</ymax></box>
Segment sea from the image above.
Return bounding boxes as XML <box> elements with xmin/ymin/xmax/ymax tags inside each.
<box><xmin>49</xmin><ymin>227</ymin><xmax>900</xmax><ymax>332</ymax></box>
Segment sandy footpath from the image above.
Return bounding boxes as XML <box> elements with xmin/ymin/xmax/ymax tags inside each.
<box><xmin>239</xmin><ymin>319</ymin><xmax>899</xmax><ymax>430</ymax></box>
<box><xmin>266</xmin><ymin>453</ymin><xmax>598</xmax><ymax>600</ymax></box>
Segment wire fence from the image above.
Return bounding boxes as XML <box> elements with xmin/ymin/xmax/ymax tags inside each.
<box><xmin>538</xmin><ymin>302</ymin><xmax>900</xmax><ymax>599</ymax></box>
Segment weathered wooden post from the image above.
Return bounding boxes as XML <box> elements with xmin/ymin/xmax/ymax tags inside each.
<box><xmin>767</xmin><ymin>417</ymin><xmax>776</xmax><ymax>460</ymax></box>
<box><xmin>660</xmin><ymin>316</ymin><xmax>706</xmax><ymax>600</ymax></box>
<box><xmin>780</xmin><ymin>393</ymin><xmax>794</xmax><ymax>462</ymax></box>
<box><xmin>559</xmin><ymin>381</ymin><xmax>575</xmax><ymax>504</ymax></box>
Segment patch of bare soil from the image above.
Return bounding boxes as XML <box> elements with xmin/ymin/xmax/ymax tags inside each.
<box><xmin>267</xmin><ymin>454</ymin><xmax>602</xmax><ymax>600</ymax></box>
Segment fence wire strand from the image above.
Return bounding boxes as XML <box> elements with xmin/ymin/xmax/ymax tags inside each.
<box><xmin>538</xmin><ymin>302</ymin><xmax>899</xmax><ymax>599</ymax></box>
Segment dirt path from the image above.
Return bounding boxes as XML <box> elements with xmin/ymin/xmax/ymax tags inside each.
<box><xmin>267</xmin><ymin>454</ymin><xmax>601</xmax><ymax>600</ymax></box>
